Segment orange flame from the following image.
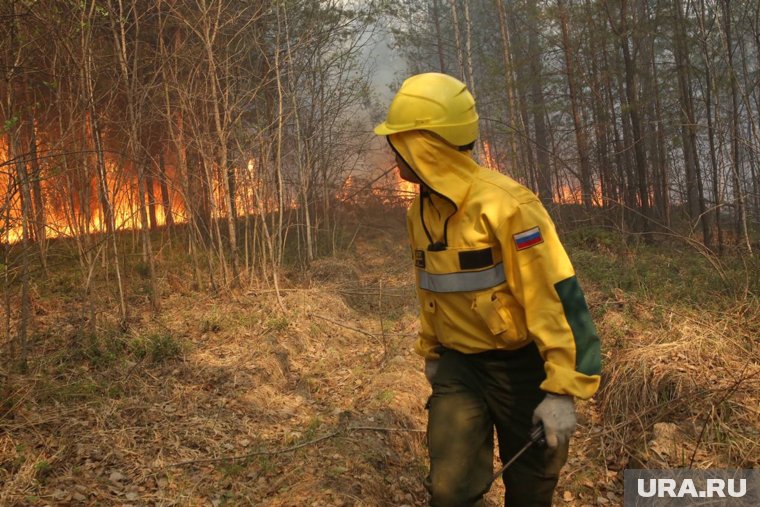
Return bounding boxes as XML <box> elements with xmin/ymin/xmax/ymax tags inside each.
<box><xmin>391</xmin><ymin>170</ymin><xmax>417</xmax><ymax>200</ymax></box>
<box><xmin>555</xmin><ymin>182</ymin><xmax>603</xmax><ymax>206</ymax></box>
<box><xmin>371</xmin><ymin>168</ymin><xmax>417</xmax><ymax>206</ymax></box>
<box><xmin>2</xmin><ymin>147</ymin><xmax>188</xmax><ymax>244</ymax></box>
<box><xmin>482</xmin><ymin>141</ymin><xmax>499</xmax><ymax>172</ymax></box>
<box><xmin>335</xmin><ymin>168</ymin><xmax>416</xmax><ymax>207</ymax></box>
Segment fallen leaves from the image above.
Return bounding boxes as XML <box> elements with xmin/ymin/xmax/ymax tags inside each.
<box><xmin>108</xmin><ymin>470</ymin><xmax>126</xmax><ymax>483</ymax></box>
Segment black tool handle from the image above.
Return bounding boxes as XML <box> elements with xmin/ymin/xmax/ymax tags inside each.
<box><xmin>529</xmin><ymin>422</ymin><xmax>547</xmax><ymax>448</ymax></box>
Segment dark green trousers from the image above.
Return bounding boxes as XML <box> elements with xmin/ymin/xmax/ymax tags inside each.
<box><xmin>425</xmin><ymin>344</ymin><xmax>569</xmax><ymax>506</ymax></box>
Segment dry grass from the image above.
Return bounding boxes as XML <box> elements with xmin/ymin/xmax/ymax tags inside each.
<box><xmin>1</xmin><ymin>220</ymin><xmax>758</xmax><ymax>507</ymax></box>
<box><xmin>0</xmin><ymin>284</ymin><xmax>432</xmax><ymax>505</ymax></box>
<box><xmin>597</xmin><ymin>295</ymin><xmax>760</xmax><ymax>470</ymax></box>
<box><xmin>0</xmin><ymin>227</ymin><xmax>435</xmax><ymax>506</ymax></box>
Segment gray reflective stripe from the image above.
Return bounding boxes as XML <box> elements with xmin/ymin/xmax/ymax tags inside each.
<box><xmin>418</xmin><ymin>263</ymin><xmax>506</xmax><ymax>293</ymax></box>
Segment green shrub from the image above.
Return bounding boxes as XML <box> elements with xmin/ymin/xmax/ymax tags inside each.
<box><xmin>266</xmin><ymin>317</ymin><xmax>289</xmax><ymax>332</ymax></box>
<box><xmin>201</xmin><ymin>317</ymin><xmax>222</xmax><ymax>333</ymax></box>
<box><xmin>128</xmin><ymin>333</ymin><xmax>183</xmax><ymax>363</ymax></box>
<box><xmin>34</xmin><ymin>460</ymin><xmax>52</xmax><ymax>481</ymax></box>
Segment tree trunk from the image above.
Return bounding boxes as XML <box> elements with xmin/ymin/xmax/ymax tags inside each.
<box><xmin>721</xmin><ymin>0</ymin><xmax>752</xmax><ymax>254</ymax></box>
<box><xmin>673</xmin><ymin>0</ymin><xmax>709</xmax><ymax>244</ymax></box>
<box><xmin>157</xmin><ymin>151</ymin><xmax>174</xmax><ymax>227</ymax></box>
<box><xmin>83</xmin><ymin>0</ymin><xmax>128</xmax><ymax>323</ymax></box>
<box><xmin>650</xmin><ymin>30</ymin><xmax>671</xmax><ymax>228</ymax></box>
<box><xmin>22</xmin><ymin>78</ymin><xmax>48</xmax><ymax>269</ymax></box>
<box><xmin>507</xmin><ymin>8</ymin><xmax>538</xmax><ymax>189</ymax></box>
<box><xmin>526</xmin><ymin>2</ymin><xmax>552</xmax><ymax>204</ymax></box>
<box><xmin>585</xmin><ymin>13</ymin><xmax>614</xmax><ymax>214</ymax></box>
<box><xmin>201</xmin><ymin>0</ymin><xmax>238</xmax><ymax>281</ymax></box>
<box><xmin>108</xmin><ymin>0</ymin><xmax>160</xmax><ymax>311</ymax></box>
<box><xmin>495</xmin><ymin>0</ymin><xmax>522</xmax><ymax>175</ymax></box>
<box><xmin>158</xmin><ymin>0</ymin><xmax>201</xmax><ymax>287</ymax></box>
<box><xmin>738</xmin><ymin>31</ymin><xmax>760</xmax><ymax>230</ymax></box>
<box><xmin>619</xmin><ymin>0</ymin><xmax>650</xmax><ymax>232</ymax></box>
<box><xmin>448</xmin><ymin>0</ymin><xmax>466</xmax><ymax>81</ymax></box>
<box><xmin>146</xmin><ymin>172</ymin><xmax>158</xmax><ymax>230</ymax></box>
<box><xmin>5</xmin><ymin>84</ymin><xmax>31</xmax><ymax>372</ymax></box>
<box><xmin>431</xmin><ymin>0</ymin><xmax>446</xmax><ymax>73</ymax></box>
<box><xmin>611</xmin><ymin>42</ymin><xmax>636</xmax><ymax>224</ymax></box>
<box><xmin>557</xmin><ymin>0</ymin><xmax>593</xmax><ymax>210</ymax></box>
<box><xmin>639</xmin><ymin>0</ymin><xmax>667</xmax><ymax>227</ymax></box>
<box><xmin>274</xmin><ymin>2</ymin><xmax>287</xmax><ymax>268</ymax></box>
<box><xmin>463</xmin><ymin>0</ymin><xmax>475</xmax><ymax>90</ymax></box>
<box><xmin>698</xmin><ymin>0</ymin><xmax>723</xmax><ymax>251</ymax></box>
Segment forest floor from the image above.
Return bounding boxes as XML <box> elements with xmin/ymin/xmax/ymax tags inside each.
<box><xmin>1</xmin><ymin>208</ymin><xmax>759</xmax><ymax>506</ymax></box>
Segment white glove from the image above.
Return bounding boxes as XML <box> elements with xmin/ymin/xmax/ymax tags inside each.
<box><xmin>532</xmin><ymin>393</ymin><xmax>576</xmax><ymax>449</ymax></box>
<box><xmin>424</xmin><ymin>359</ymin><xmax>439</xmax><ymax>385</ymax></box>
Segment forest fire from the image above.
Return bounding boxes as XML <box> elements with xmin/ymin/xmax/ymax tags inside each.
<box><xmin>3</xmin><ymin>152</ymin><xmax>609</xmax><ymax>246</ymax></box>
<box><xmin>335</xmin><ymin>166</ymin><xmax>416</xmax><ymax>207</ymax></box>
<box><xmin>3</xmin><ymin>157</ymin><xmax>420</xmax><ymax>245</ymax></box>
<box><xmin>555</xmin><ymin>182</ymin><xmax>603</xmax><ymax>206</ymax></box>
<box><xmin>3</xmin><ymin>190</ymin><xmax>183</xmax><ymax>245</ymax></box>
<box><xmin>3</xmin><ymin>2</ymin><xmax>758</xmax><ymax>505</ymax></box>
<box><xmin>1</xmin><ymin>152</ymin><xmax>187</xmax><ymax>245</ymax></box>
<box><xmin>369</xmin><ymin>166</ymin><xmax>417</xmax><ymax>205</ymax></box>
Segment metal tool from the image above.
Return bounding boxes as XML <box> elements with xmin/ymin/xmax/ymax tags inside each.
<box><xmin>475</xmin><ymin>423</ymin><xmax>547</xmax><ymax>499</ymax></box>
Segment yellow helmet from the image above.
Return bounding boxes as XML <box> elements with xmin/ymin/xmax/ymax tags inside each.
<box><xmin>374</xmin><ymin>73</ymin><xmax>479</xmax><ymax>147</ymax></box>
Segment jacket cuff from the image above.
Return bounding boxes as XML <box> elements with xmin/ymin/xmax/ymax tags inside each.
<box><xmin>541</xmin><ymin>362</ymin><xmax>601</xmax><ymax>400</ymax></box>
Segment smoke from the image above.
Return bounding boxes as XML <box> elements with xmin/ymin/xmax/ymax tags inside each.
<box><xmin>354</xmin><ymin>18</ymin><xmax>407</xmax><ymax>176</ymax></box>
<box><xmin>365</xmin><ymin>30</ymin><xmax>405</xmax><ymax>105</ymax></box>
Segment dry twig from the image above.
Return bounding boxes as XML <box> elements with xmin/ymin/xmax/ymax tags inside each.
<box><xmin>164</xmin><ymin>425</ymin><xmax>425</xmax><ymax>468</ymax></box>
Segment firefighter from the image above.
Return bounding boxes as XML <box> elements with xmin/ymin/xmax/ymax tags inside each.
<box><xmin>374</xmin><ymin>73</ymin><xmax>601</xmax><ymax>506</ymax></box>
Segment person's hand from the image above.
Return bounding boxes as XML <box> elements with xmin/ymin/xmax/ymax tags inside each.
<box><xmin>424</xmin><ymin>359</ymin><xmax>439</xmax><ymax>385</ymax></box>
<box><xmin>531</xmin><ymin>394</ymin><xmax>576</xmax><ymax>449</ymax></box>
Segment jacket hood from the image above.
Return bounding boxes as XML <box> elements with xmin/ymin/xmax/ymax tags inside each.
<box><xmin>388</xmin><ymin>130</ymin><xmax>478</xmax><ymax>207</ymax></box>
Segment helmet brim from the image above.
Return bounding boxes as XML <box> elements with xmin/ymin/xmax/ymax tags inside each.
<box><xmin>373</xmin><ymin>122</ymin><xmax>395</xmax><ymax>136</ymax></box>
<box><xmin>374</xmin><ymin>119</ymin><xmax>479</xmax><ymax>147</ymax></box>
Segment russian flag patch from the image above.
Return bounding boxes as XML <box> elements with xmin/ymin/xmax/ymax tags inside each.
<box><xmin>514</xmin><ymin>226</ymin><xmax>543</xmax><ymax>250</ymax></box>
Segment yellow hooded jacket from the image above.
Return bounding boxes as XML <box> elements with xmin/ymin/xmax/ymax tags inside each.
<box><xmin>390</xmin><ymin>131</ymin><xmax>601</xmax><ymax>400</ymax></box>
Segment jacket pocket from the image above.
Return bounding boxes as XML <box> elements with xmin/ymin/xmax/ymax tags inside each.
<box><xmin>474</xmin><ymin>291</ymin><xmax>520</xmax><ymax>342</ymax></box>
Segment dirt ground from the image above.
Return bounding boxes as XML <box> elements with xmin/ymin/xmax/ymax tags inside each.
<box><xmin>4</xmin><ymin>214</ymin><xmax>756</xmax><ymax>506</ymax></box>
